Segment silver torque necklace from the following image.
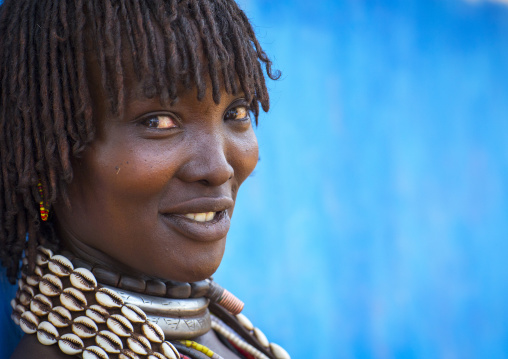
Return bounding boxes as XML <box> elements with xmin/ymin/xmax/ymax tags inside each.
<box><xmin>101</xmin><ymin>285</ymin><xmax>211</xmax><ymax>339</ymax></box>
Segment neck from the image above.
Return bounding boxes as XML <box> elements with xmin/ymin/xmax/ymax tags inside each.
<box><xmin>56</xmin><ymin>244</ymin><xmax>244</xmax><ymax>314</ymax></box>
<box><xmin>57</xmin><ymin>221</ymin><xmax>154</xmax><ymax>281</ymax></box>
<box><xmin>55</xmin><ymin>223</ymin><xmax>243</xmax><ymax>314</ymax></box>
<box><xmin>63</xmin><ymin>236</ymin><xmax>150</xmax><ymax>279</ymax></box>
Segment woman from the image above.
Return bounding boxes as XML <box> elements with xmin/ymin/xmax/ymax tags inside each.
<box><xmin>0</xmin><ymin>1</ymin><xmax>289</xmax><ymax>358</ymax></box>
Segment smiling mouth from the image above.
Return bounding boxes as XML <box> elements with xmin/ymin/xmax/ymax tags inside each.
<box><xmin>159</xmin><ymin>197</ymin><xmax>233</xmax><ymax>241</ymax></box>
<box><xmin>183</xmin><ymin>211</ymin><xmax>218</xmax><ymax>222</ymax></box>
<box><xmin>161</xmin><ymin>210</ymin><xmax>230</xmax><ymax>242</ymax></box>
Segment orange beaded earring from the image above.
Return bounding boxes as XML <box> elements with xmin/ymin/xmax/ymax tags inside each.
<box><xmin>37</xmin><ymin>181</ymin><xmax>49</xmax><ymax>221</ymax></box>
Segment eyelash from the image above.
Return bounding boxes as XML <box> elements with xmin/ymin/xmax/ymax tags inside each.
<box><xmin>139</xmin><ymin>103</ymin><xmax>251</xmax><ymax>130</ymax></box>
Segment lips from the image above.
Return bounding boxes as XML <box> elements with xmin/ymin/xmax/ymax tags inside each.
<box><xmin>160</xmin><ymin>197</ymin><xmax>233</xmax><ymax>242</ymax></box>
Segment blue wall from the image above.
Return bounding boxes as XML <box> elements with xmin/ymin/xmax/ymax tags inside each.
<box><xmin>3</xmin><ymin>0</ymin><xmax>508</xmax><ymax>358</ymax></box>
<box><xmin>218</xmin><ymin>0</ymin><xmax>508</xmax><ymax>358</ymax></box>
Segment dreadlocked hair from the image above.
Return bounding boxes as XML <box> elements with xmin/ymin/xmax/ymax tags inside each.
<box><xmin>0</xmin><ymin>0</ymin><xmax>280</xmax><ymax>283</ymax></box>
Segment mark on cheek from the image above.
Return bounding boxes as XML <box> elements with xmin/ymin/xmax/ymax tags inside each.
<box><xmin>115</xmin><ymin>162</ymin><xmax>129</xmax><ymax>175</ymax></box>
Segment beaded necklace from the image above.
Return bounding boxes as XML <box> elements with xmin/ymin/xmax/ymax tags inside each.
<box><xmin>10</xmin><ymin>246</ymin><xmax>290</xmax><ymax>359</ymax></box>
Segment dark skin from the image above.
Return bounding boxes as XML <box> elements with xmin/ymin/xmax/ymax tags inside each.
<box><xmin>55</xmin><ymin>72</ymin><xmax>259</xmax><ymax>283</ymax></box>
<box><xmin>11</xmin><ymin>45</ymin><xmax>257</xmax><ymax>359</ymax></box>
<box><xmin>61</xmin><ymin>12</ymin><xmax>262</xmax><ymax>276</ymax></box>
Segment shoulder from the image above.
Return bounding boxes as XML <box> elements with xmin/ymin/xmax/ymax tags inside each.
<box><xmin>10</xmin><ymin>334</ymin><xmax>69</xmax><ymax>359</ymax></box>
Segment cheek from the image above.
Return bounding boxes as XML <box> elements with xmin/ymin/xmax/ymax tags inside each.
<box><xmin>57</xmin><ymin>140</ymin><xmax>185</xmax><ymax>259</ymax></box>
<box><xmin>66</xmin><ymin>139</ymin><xmax>181</xmax><ymax>230</ymax></box>
<box><xmin>230</xmin><ymin>129</ymin><xmax>259</xmax><ymax>186</ymax></box>
<box><xmin>87</xmin><ymin>138</ymin><xmax>180</xmax><ymax>195</ymax></box>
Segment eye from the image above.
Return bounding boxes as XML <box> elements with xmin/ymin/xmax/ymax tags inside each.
<box><xmin>142</xmin><ymin>115</ymin><xmax>178</xmax><ymax>129</ymax></box>
<box><xmin>224</xmin><ymin>106</ymin><xmax>250</xmax><ymax>122</ymax></box>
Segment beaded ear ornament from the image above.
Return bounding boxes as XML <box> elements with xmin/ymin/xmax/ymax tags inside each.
<box><xmin>37</xmin><ymin>181</ymin><xmax>49</xmax><ymax>221</ymax></box>
<box><xmin>10</xmin><ymin>246</ymin><xmax>291</xmax><ymax>359</ymax></box>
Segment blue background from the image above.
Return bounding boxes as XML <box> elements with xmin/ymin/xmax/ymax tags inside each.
<box><xmin>2</xmin><ymin>0</ymin><xmax>508</xmax><ymax>358</ymax></box>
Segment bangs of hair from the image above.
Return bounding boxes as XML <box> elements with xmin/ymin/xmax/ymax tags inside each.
<box><xmin>91</xmin><ymin>0</ymin><xmax>280</xmax><ymax>120</ymax></box>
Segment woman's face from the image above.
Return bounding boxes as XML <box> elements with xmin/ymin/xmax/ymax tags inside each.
<box><xmin>54</xmin><ymin>63</ymin><xmax>259</xmax><ymax>282</ymax></box>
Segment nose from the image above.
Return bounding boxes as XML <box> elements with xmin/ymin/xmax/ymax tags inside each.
<box><xmin>177</xmin><ymin>132</ymin><xmax>234</xmax><ymax>186</ymax></box>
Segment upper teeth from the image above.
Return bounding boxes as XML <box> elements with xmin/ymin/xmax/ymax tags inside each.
<box><xmin>184</xmin><ymin>212</ymin><xmax>216</xmax><ymax>222</ymax></box>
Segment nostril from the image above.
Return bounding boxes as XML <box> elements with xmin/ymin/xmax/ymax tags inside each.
<box><xmin>199</xmin><ymin>179</ymin><xmax>211</xmax><ymax>186</ymax></box>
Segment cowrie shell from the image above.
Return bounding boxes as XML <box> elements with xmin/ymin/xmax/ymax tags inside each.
<box><xmin>142</xmin><ymin>321</ymin><xmax>164</xmax><ymax>343</ymax></box>
<box><xmin>107</xmin><ymin>314</ymin><xmax>133</xmax><ymax>337</ymax></box>
<box><xmin>10</xmin><ymin>298</ymin><xmax>16</xmax><ymax>310</ymax></box>
<box><xmin>96</xmin><ymin>288</ymin><xmax>124</xmax><ymax>308</ymax></box>
<box><xmin>15</xmin><ymin>304</ymin><xmax>27</xmax><ymax>315</ymax></box>
<box><xmin>127</xmin><ymin>335</ymin><xmax>151</xmax><ymax>355</ymax></box>
<box><xmin>270</xmin><ymin>342</ymin><xmax>291</xmax><ymax>359</ymax></box>
<box><xmin>96</xmin><ymin>330</ymin><xmax>123</xmax><ymax>353</ymax></box>
<box><xmin>161</xmin><ymin>341</ymin><xmax>179</xmax><ymax>359</ymax></box>
<box><xmin>48</xmin><ymin>306</ymin><xmax>72</xmax><ymax>328</ymax></box>
<box><xmin>48</xmin><ymin>255</ymin><xmax>74</xmax><ymax>277</ymax></box>
<box><xmin>19</xmin><ymin>284</ymin><xmax>35</xmax><ymax>306</ymax></box>
<box><xmin>18</xmin><ymin>278</ymin><xmax>25</xmax><ymax>290</ymax></box>
<box><xmin>39</xmin><ymin>273</ymin><xmax>63</xmax><ymax>296</ymax></box>
<box><xmin>72</xmin><ymin>316</ymin><xmax>98</xmax><ymax>339</ymax></box>
<box><xmin>119</xmin><ymin>349</ymin><xmax>140</xmax><ymax>359</ymax></box>
<box><xmin>26</xmin><ymin>274</ymin><xmax>41</xmax><ymax>287</ymax></box>
<box><xmin>60</xmin><ymin>287</ymin><xmax>87</xmax><ymax>311</ymax></box>
<box><xmin>20</xmin><ymin>311</ymin><xmax>40</xmax><ymax>334</ymax></box>
<box><xmin>70</xmin><ymin>268</ymin><xmax>97</xmax><ymax>291</ymax></box>
<box><xmin>121</xmin><ymin>304</ymin><xmax>146</xmax><ymax>323</ymax></box>
<box><xmin>11</xmin><ymin>303</ymin><xmax>26</xmax><ymax>325</ymax></box>
<box><xmin>236</xmin><ymin>313</ymin><xmax>254</xmax><ymax>331</ymax></box>
<box><xmin>254</xmin><ymin>327</ymin><xmax>269</xmax><ymax>347</ymax></box>
<box><xmin>21</xmin><ymin>283</ymin><xmax>35</xmax><ymax>293</ymax></box>
<box><xmin>30</xmin><ymin>293</ymin><xmax>53</xmax><ymax>316</ymax></box>
<box><xmin>34</xmin><ymin>266</ymin><xmax>43</xmax><ymax>277</ymax></box>
<box><xmin>11</xmin><ymin>311</ymin><xmax>21</xmax><ymax>325</ymax></box>
<box><xmin>36</xmin><ymin>246</ymin><xmax>53</xmax><ymax>266</ymax></box>
<box><xmin>19</xmin><ymin>293</ymin><xmax>31</xmax><ymax>307</ymax></box>
<box><xmin>37</xmin><ymin>321</ymin><xmax>59</xmax><ymax>346</ymax></box>
<box><xmin>58</xmin><ymin>333</ymin><xmax>84</xmax><ymax>355</ymax></box>
<box><xmin>148</xmin><ymin>353</ymin><xmax>166</xmax><ymax>359</ymax></box>
<box><xmin>83</xmin><ymin>345</ymin><xmax>109</xmax><ymax>359</ymax></box>
<box><xmin>86</xmin><ymin>305</ymin><xmax>110</xmax><ymax>324</ymax></box>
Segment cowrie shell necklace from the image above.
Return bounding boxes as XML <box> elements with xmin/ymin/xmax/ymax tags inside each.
<box><xmin>11</xmin><ymin>246</ymin><xmax>290</xmax><ymax>359</ymax></box>
<box><xmin>11</xmin><ymin>246</ymin><xmax>185</xmax><ymax>359</ymax></box>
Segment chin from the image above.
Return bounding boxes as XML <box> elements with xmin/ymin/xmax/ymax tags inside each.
<box><xmin>151</xmin><ymin>241</ymin><xmax>226</xmax><ymax>283</ymax></box>
<box><xmin>165</xmin><ymin>260</ymin><xmax>221</xmax><ymax>283</ymax></box>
